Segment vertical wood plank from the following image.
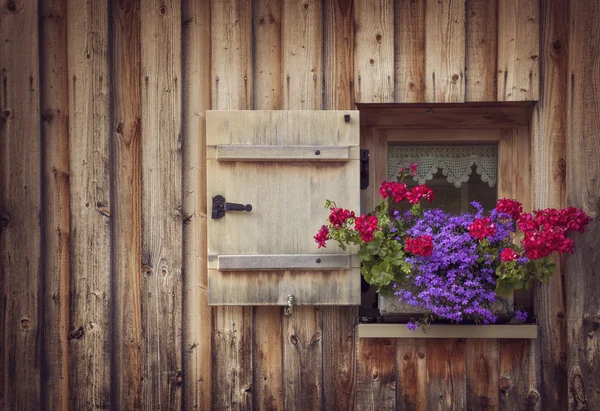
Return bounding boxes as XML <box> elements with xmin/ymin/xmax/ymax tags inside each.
<box><xmin>40</xmin><ymin>0</ymin><xmax>70</xmax><ymax>409</ymax></box>
<box><xmin>426</xmin><ymin>339</ymin><xmax>467</xmax><ymax>410</ymax></box>
<box><xmin>465</xmin><ymin>0</ymin><xmax>498</xmax><ymax>101</ymax></box>
<box><xmin>497</xmin><ymin>0</ymin><xmax>540</xmax><ymax>101</ymax></box>
<box><xmin>140</xmin><ymin>0</ymin><xmax>183</xmax><ymax>408</ymax></box>
<box><xmin>466</xmin><ymin>339</ymin><xmax>499</xmax><ymax>410</ymax></box>
<box><xmin>211</xmin><ymin>1</ymin><xmax>254</xmax><ymax>409</ymax></box>
<box><xmin>353</xmin><ymin>0</ymin><xmax>394</xmax><ymax>103</ymax></box>
<box><xmin>253</xmin><ymin>0</ymin><xmax>282</xmax><ymax>111</ymax></box>
<box><xmin>566</xmin><ymin>0</ymin><xmax>600</xmax><ymax>408</ymax></box>
<box><xmin>252</xmin><ymin>1</ymin><xmax>284</xmax><ymax>409</ymax></box>
<box><xmin>533</xmin><ymin>1</ymin><xmax>568</xmax><ymax>409</ymax></box>
<box><xmin>395</xmin><ymin>0</ymin><xmax>426</xmax><ymax>103</ymax></box>
<box><xmin>112</xmin><ymin>0</ymin><xmax>143</xmax><ymax>408</ymax></box>
<box><xmin>282</xmin><ymin>0</ymin><xmax>323</xmax><ymax>109</ymax></box>
<box><xmin>324</xmin><ymin>0</ymin><xmax>354</xmax><ymax>109</ymax></box>
<box><xmin>212</xmin><ymin>306</ymin><xmax>254</xmax><ymax>410</ymax></box>
<box><xmin>66</xmin><ymin>1</ymin><xmax>112</xmax><ymax>408</ymax></box>
<box><xmin>360</xmin><ymin>127</ymin><xmax>388</xmax><ymax>213</ymax></box>
<box><xmin>322</xmin><ymin>307</ymin><xmax>357</xmax><ymax>411</ymax></box>
<box><xmin>0</xmin><ymin>1</ymin><xmax>41</xmax><ymax>409</ymax></box>
<box><xmin>181</xmin><ymin>0</ymin><xmax>211</xmax><ymax>409</ymax></box>
<box><xmin>211</xmin><ymin>0</ymin><xmax>252</xmax><ymax>110</ymax></box>
<box><xmin>425</xmin><ymin>0</ymin><xmax>466</xmax><ymax>102</ymax></box>
<box><xmin>356</xmin><ymin>338</ymin><xmax>397</xmax><ymax>409</ymax></box>
<box><xmin>396</xmin><ymin>339</ymin><xmax>427</xmax><ymax>411</ymax></box>
<box><xmin>499</xmin><ymin>340</ymin><xmax>540</xmax><ymax>410</ymax></box>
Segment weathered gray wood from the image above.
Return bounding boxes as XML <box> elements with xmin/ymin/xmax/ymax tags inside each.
<box><xmin>40</xmin><ymin>0</ymin><xmax>70</xmax><ymax>408</ymax></box>
<box><xmin>426</xmin><ymin>339</ymin><xmax>467</xmax><ymax>410</ymax></box>
<box><xmin>466</xmin><ymin>339</ymin><xmax>499</xmax><ymax>410</ymax></box>
<box><xmin>395</xmin><ymin>0</ymin><xmax>426</xmax><ymax>103</ymax></box>
<box><xmin>213</xmin><ymin>254</ymin><xmax>353</xmax><ymax>271</ymax></box>
<box><xmin>112</xmin><ymin>0</ymin><xmax>143</xmax><ymax>408</ymax></box>
<box><xmin>214</xmin><ymin>144</ymin><xmax>354</xmax><ymax>161</ymax></box>
<box><xmin>358</xmin><ymin>324</ymin><xmax>538</xmax><ymax>339</ymax></box>
<box><xmin>356</xmin><ymin>338</ymin><xmax>397</xmax><ymax>409</ymax></box>
<box><xmin>0</xmin><ymin>1</ymin><xmax>42</xmax><ymax>409</ymax></box>
<box><xmin>499</xmin><ymin>340</ymin><xmax>540</xmax><ymax>410</ymax></box>
<box><xmin>140</xmin><ymin>0</ymin><xmax>183</xmax><ymax>408</ymax></box>
<box><xmin>181</xmin><ymin>0</ymin><xmax>212</xmax><ymax>408</ymax></box>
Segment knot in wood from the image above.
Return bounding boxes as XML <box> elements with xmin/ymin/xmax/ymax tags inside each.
<box><xmin>175</xmin><ymin>371</ymin><xmax>183</xmax><ymax>386</ymax></box>
<box><xmin>5</xmin><ymin>1</ymin><xmax>17</xmax><ymax>12</ymax></box>
<box><xmin>290</xmin><ymin>334</ymin><xmax>298</xmax><ymax>345</ymax></box>
<box><xmin>452</xmin><ymin>74</ymin><xmax>459</xmax><ymax>82</ymax></box>
<box><xmin>20</xmin><ymin>319</ymin><xmax>30</xmax><ymax>330</ymax></box>
<box><xmin>376</xmin><ymin>34</ymin><xmax>382</xmax><ymax>42</ymax></box>
<box><xmin>371</xmin><ymin>370</ymin><xmax>379</xmax><ymax>380</ymax></box>
<box><xmin>42</xmin><ymin>109</ymin><xmax>54</xmax><ymax>123</ymax></box>
<box><xmin>160</xmin><ymin>5</ymin><xmax>167</xmax><ymax>14</ymax></box>
<box><xmin>559</xmin><ymin>158</ymin><xmax>567</xmax><ymax>172</ymax></box>
<box><xmin>69</xmin><ymin>326</ymin><xmax>84</xmax><ymax>340</ymax></box>
<box><xmin>417</xmin><ymin>351</ymin><xmax>425</xmax><ymax>359</ymax></box>
<box><xmin>303</xmin><ymin>2</ymin><xmax>308</xmax><ymax>9</ymax></box>
<box><xmin>499</xmin><ymin>377</ymin><xmax>512</xmax><ymax>393</ymax></box>
<box><xmin>403</xmin><ymin>353</ymin><xmax>410</xmax><ymax>361</ymax></box>
<box><xmin>2</xmin><ymin>109</ymin><xmax>11</xmax><ymax>118</ymax></box>
<box><xmin>553</xmin><ymin>41</ymin><xmax>562</xmax><ymax>52</ymax></box>
<box><xmin>557</xmin><ymin>310</ymin><xmax>565</xmax><ymax>320</ymax></box>
<box><xmin>369</xmin><ymin>59</ymin><xmax>375</xmax><ymax>65</ymax></box>
<box><xmin>527</xmin><ymin>390</ymin><xmax>540</xmax><ymax>404</ymax></box>
<box><xmin>161</xmin><ymin>267</ymin><xmax>168</xmax><ymax>276</ymax></box>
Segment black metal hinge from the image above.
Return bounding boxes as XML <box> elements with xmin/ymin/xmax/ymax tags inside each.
<box><xmin>360</xmin><ymin>149</ymin><xmax>369</xmax><ymax>190</ymax></box>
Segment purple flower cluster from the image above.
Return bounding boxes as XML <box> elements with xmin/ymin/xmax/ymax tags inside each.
<box><xmin>394</xmin><ymin>202</ymin><xmax>515</xmax><ymax>327</ymax></box>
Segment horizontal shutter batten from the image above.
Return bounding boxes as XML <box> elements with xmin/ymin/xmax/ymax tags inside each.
<box><xmin>211</xmin><ymin>254</ymin><xmax>359</xmax><ymax>271</ymax></box>
<box><xmin>212</xmin><ymin>145</ymin><xmax>357</xmax><ymax>161</ymax></box>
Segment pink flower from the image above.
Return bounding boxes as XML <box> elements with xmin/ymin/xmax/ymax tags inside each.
<box><xmin>405</xmin><ymin>184</ymin><xmax>435</xmax><ymax>204</ymax></box>
<box><xmin>468</xmin><ymin>217</ymin><xmax>497</xmax><ymax>240</ymax></box>
<box><xmin>495</xmin><ymin>198</ymin><xmax>523</xmax><ymax>221</ymax></box>
<box><xmin>328</xmin><ymin>207</ymin><xmax>355</xmax><ymax>228</ymax></box>
<box><xmin>500</xmin><ymin>248</ymin><xmax>519</xmax><ymax>262</ymax></box>
<box><xmin>355</xmin><ymin>215</ymin><xmax>379</xmax><ymax>243</ymax></box>
<box><xmin>405</xmin><ymin>235</ymin><xmax>433</xmax><ymax>256</ymax></box>
<box><xmin>314</xmin><ymin>225</ymin><xmax>329</xmax><ymax>248</ymax></box>
<box><xmin>410</xmin><ymin>163</ymin><xmax>418</xmax><ymax>176</ymax></box>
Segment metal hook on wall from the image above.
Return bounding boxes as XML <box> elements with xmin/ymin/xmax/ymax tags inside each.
<box><xmin>284</xmin><ymin>294</ymin><xmax>295</xmax><ymax>316</ymax></box>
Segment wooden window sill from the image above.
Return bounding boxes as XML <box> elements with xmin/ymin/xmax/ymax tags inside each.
<box><xmin>357</xmin><ymin>324</ymin><xmax>537</xmax><ymax>339</ymax></box>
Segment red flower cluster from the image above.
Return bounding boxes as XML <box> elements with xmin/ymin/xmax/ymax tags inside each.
<box><xmin>522</xmin><ymin>229</ymin><xmax>574</xmax><ymax>259</ymax></box>
<box><xmin>379</xmin><ymin>181</ymin><xmax>408</xmax><ymax>202</ymax></box>
<box><xmin>499</xmin><ymin>248</ymin><xmax>519</xmax><ymax>262</ymax></box>
<box><xmin>314</xmin><ymin>225</ymin><xmax>329</xmax><ymax>248</ymax></box>
<box><xmin>355</xmin><ymin>215</ymin><xmax>379</xmax><ymax>242</ymax></box>
<box><xmin>405</xmin><ymin>185</ymin><xmax>435</xmax><ymax>204</ymax></box>
<box><xmin>495</xmin><ymin>198</ymin><xmax>523</xmax><ymax>220</ymax></box>
<box><xmin>517</xmin><ymin>213</ymin><xmax>537</xmax><ymax>232</ymax></box>
<box><xmin>328</xmin><ymin>207</ymin><xmax>355</xmax><ymax>228</ymax></box>
<box><xmin>468</xmin><ymin>217</ymin><xmax>497</xmax><ymax>240</ymax></box>
<box><xmin>534</xmin><ymin>207</ymin><xmax>591</xmax><ymax>233</ymax></box>
<box><xmin>405</xmin><ymin>235</ymin><xmax>433</xmax><ymax>256</ymax></box>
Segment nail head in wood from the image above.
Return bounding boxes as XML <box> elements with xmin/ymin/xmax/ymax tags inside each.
<box><xmin>344</xmin><ymin>114</ymin><xmax>350</xmax><ymax>122</ymax></box>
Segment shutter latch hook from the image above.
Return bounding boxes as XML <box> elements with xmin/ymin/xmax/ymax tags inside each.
<box><xmin>284</xmin><ymin>294</ymin><xmax>295</xmax><ymax>316</ymax></box>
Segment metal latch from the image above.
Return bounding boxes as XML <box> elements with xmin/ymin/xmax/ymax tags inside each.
<box><xmin>211</xmin><ymin>195</ymin><xmax>253</xmax><ymax>219</ymax></box>
<box><xmin>284</xmin><ymin>294</ymin><xmax>295</xmax><ymax>316</ymax></box>
<box><xmin>360</xmin><ymin>149</ymin><xmax>370</xmax><ymax>190</ymax></box>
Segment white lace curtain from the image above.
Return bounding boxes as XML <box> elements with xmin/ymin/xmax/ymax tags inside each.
<box><xmin>388</xmin><ymin>145</ymin><xmax>498</xmax><ymax>188</ymax></box>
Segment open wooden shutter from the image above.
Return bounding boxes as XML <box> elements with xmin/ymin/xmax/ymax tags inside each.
<box><xmin>206</xmin><ymin>111</ymin><xmax>361</xmax><ymax>305</ymax></box>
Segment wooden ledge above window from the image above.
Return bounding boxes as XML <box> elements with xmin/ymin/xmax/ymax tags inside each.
<box><xmin>357</xmin><ymin>324</ymin><xmax>538</xmax><ymax>339</ymax></box>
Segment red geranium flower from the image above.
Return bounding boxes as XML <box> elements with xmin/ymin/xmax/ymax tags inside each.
<box><xmin>499</xmin><ymin>248</ymin><xmax>519</xmax><ymax>262</ymax></box>
<box><xmin>314</xmin><ymin>225</ymin><xmax>329</xmax><ymax>248</ymax></box>
<box><xmin>495</xmin><ymin>198</ymin><xmax>523</xmax><ymax>220</ymax></box>
<box><xmin>468</xmin><ymin>217</ymin><xmax>497</xmax><ymax>240</ymax></box>
<box><xmin>405</xmin><ymin>235</ymin><xmax>433</xmax><ymax>256</ymax></box>
<box><xmin>354</xmin><ymin>214</ymin><xmax>379</xmax><ymax>242</ymax></box>
<box><xmin>328</xmin><ymin>207</ymin><xmax>355</xmax><ymax>228</ymax></box>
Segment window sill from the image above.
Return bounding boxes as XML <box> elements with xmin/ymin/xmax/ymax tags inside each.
<box><xmin>357</xmin><ymin>324</ymin><xmax>537</xmax><ymax>339</ymax></box>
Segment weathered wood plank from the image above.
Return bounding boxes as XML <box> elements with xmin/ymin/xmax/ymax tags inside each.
<box><xmin>426</xmin><ymin>339</ymin><xmax>467</xmax><ymax>410</ymax></box>
<box><xmin>211</xmin><ymin>0</ymin><xmax>252</xmax><ymax>110</ymax></box>
<box><xmin>0</xmin><ymin>1</ymin><xmax>42</xmax><ymax>409</ymax></box>
<box><xmin>466</xmin><ymin>339</ymin><xmax>499</xmax><ymax>410</ymax></box>
<box><xmin>214</xmin><ymin>144</ymin><xmax>354</xmax><ymax>161</ymax></box>
<box><xmin>213</xmin><ymin>254</ymin><xmax>353</xmax><ymax>271</ymax></box>
<box><xmin>140</xmin><ymin>0</ymin><xmax>183</xmax><ymax>408</ymax></box>
<box><xmin>40</xmin><ymin>0</ymin><xmax>70</xmax><ymax>409</ymax></box>
<box><xmin>395</xmin><ymin>0</ymin><xmax>426</xmax><ymax>103</ymax></box>
<box><xmin>466</xmin><ymin>0</ymin><xmax>498</xmax><ymax>101</ymax></box>
<box><xmin>253</xmin><ymin>307</ymin><xmax>284</xmax><ymax>411</ymax></box>
<box><xmin>181</xmin><ymin>0</ymin><xmax>211</xmax><ymax>409</ymax></box>
<box><xmin>212</xmin><ymin>306</ymin><xmax>253</xmax><ymax>410</ymax></box>
<box><xmin>497</xmin><ymin>0</ymin><xmax>540</xmax><ymax>101</ymax></box>
<box><xmin>253</xmin><ymin>0</ymin><xmax>282</xmax><ymax>110</ymax></box>
<box><xmin>499</xmin><ymin>340</ymin><xmax>540</xmax><ymax>410</ymax></box>
<box><xmin>356</xmin><ymin>338</ymin><xmax>397</xmax><ymax>409</ymax></box>
<box><xmin>324</xmin><ymin>0</ymin><xmax>354</xmax><ymax>109</ymax></box>
<box><xmin>566</xmin><ymin>0</ymin><xmax>600</xmax><ymax>408</ymax></box>
<box><xmin>112</xmin><ymin>0</ymin><xmax>143</xmax><ymax>408</ymax></box>
<box><xmin>425</xmin><ymin>0</ymin><xmax>466</xmax><ymax>102</ymax></box>
<box><xmin>282</xmin><ymin>0</ymin><xmax>323</xmax><ymax>109</ymax></box>
<box><xmin>396</xmin><ymin>339</ymin><xmax>427</xmax><ymax>411</ymax></box>
<box><xmin>532</xmin><ymin>1</ymin><xmax>568</xmax><ymax>409</ymax></box>
<box><xmin>353</xmin><ymin>0</ymin><xmax>394</xmax><ymax>103</ymax></box>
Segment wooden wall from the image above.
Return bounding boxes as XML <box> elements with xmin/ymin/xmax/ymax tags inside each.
<box><xmin>0</xmin><ymin>0</ymin><xmax>599</xmax><ymax>410</ymax></box>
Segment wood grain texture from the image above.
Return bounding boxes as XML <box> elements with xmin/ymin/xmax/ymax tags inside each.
<box><xmin>425</xmin><ymin>0</ymin><xmax>466</xmax><ymax>102</ymax></box>
<box><xmin>181</xmin><ymin>0</ymin><xmax>211</xmax><ymax>409</ymax></box>
<box><xmin>395</xmin><ymin>0</ymin><xmax>426</xmax><ymax>103</ymax></box>
<box><xmin>396</xmin><ymin>339</ymin><xmax>427</xmax><ymax>411</ymax></box>
<box><xmin>112</xmin><ymin>0</ymin><xmax>143</xmax><ymax>408</ymax></box>
<box><xmin>0</xmin><ymin>1</ymin><xmax>42</xmax><ymax>409</ymax></box>
<box><xmin>533</xmin><ymin>1</ymin><xmax>568</xmax><ymax>409</ymax></box>
<box><xmin>466</xmin><ymin>0</ymin><xmax>498</xmax><ymax>101</ymax></box>
<box><xmin>253</xmin><ymin>307</ymin><xmax>284</xmax><ymax>411</ymax></box>
<box><xmin>499</xmin><ymin>340</ymin><xmax>540</xmax><ymax>410</ymax></box>
<box><xmin>354</xmin><ymin>0</ymin><xmax>394</xmax><ymax>103</ymax></box>
<box><xmin>356</xmin><ymin>338</ymin><xmax>397</xmax><ymax>409</ymax></box>
<box><xmin>253</xmin><ymin>0</ymin><xmax>282</xmax><ymax>110</ymax></box>
<box><xmin>40</xmin><ymin>0</ymin><xmax>70</xmax><ymax>409</ymax></box>
<box><xmin>212</xmin><ymin>306</ymin><xmax>253</xmax><ymax>410</ymax></box>
<box><xmin>324</xmin><ymin>0</ymin><xmax>354</xmax><ymax>109</ymax></box>
<box><xmin>66</xmin><ymin>1</ymin><xmax>112</xmax><ymax>408</ymax></box>
<box><xmin>466</xmin><ymin>339</ymin><xmax>499</xmax><ymax>410</ymax></box>
<box><xmin>140</xmin><ymin>0</ymin><xmax>183</xmax><ymax>408</ymax></box>
<box><xmin>426</xmin><ymin>339</ymin><xmax>467</xmax><ymax>410</ymax></box>
<box><xmin>282</xmin><ymin>0</ymin><xmax>323</xmax><ymax>109</ymax></box>
<box><xmin>211</xmin><ymin>0</ymin><xmax>252</xmax><ymax>110</ymax></box>
<box><xmin>497</xmin><ymin>0</ymin><xmax>540</xmax><ymax>101</ymax></box>
<box><xmin>566</xmin><ymin>0</ymin><xmax>600</xmax><ymax>409</ymax></box>
<box><xmin>361</xmin><ymin>127</ymin><xmax>388</xmax><ymax>213</ymax></box>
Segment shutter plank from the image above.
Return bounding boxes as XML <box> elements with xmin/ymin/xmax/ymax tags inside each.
<box><xmin>466</xmin><ymin>0</ymin><xmax>498</xmax><ymax>102</ymax></box>
<box><xmin>395</xmin><ymin>0</ymin><xmax>426</xmax><ymax>103</ymax></box>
